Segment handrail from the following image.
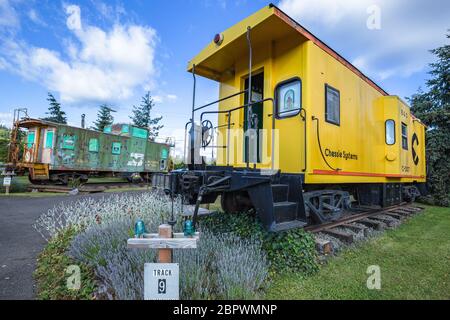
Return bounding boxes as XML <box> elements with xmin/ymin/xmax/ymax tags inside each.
<box><xmin>268</xmin><ymin>107</ymin><xmax>302</xmax><ymax>117</ymax></box>
<box><xmin>200</xmin><ymin>98</ymin><xmax>275</xmax><ymax>169</ymax></box>
<box><xmin>193</xmin><ymin>90</ymin><xmax>247</xmax><ymax>112</ymax></box>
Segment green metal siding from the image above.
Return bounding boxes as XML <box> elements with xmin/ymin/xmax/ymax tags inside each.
<box><xmin>51</xmin><ymin>124</ymin><xmax>168</xmax><ymax>173</ymax></box>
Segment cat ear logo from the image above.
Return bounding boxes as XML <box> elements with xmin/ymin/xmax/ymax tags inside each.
<box><xmin>412</xmin><ymin>133</ymin><xmax>419</xmax><ymax>165</ymax></box>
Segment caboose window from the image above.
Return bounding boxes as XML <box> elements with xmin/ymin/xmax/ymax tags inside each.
<box><xmin>132</xmin><ymin>127</ymin><xmax>148</xmax><ymax>139</ymax></box>
<box><xmin>62</xmin><ymin>134</ymin><xmax>76</xmax><ymax>150</ymax></box>
<box><xmin>325</xmin><ymin>84</ymin><xmax>340</xmax><ymax>126</ymax></box>
<box><xmin>89</xmin><ymin>138</ymin><xmax>99</xmax><ymax>152</ymax></box>
<box><xmin>401</xmin><ymin>123</ymin><xmax>408</xmax><ymax>150</ymax></box>
<box><xmin>26</xmin><ymin>131</ymin><xmax>35</xmax><ymax>148</ymax></box>
<box><xmin>45</xmin><ymin>131</ymin><xmax>54</xmax><ymax>149</ymax></box>
<box><xmin>385</xmin><ymin>120</ymin><xmax>396</xmax><ymax>145</ymax></box>
<box><xmin>275</xmin><ymin>78</ymin><xmax>301</xmax><ymax>118</ymax></box>
<box><xmin>112</xmin><ymin>142</ymin><xmax>121</xmax><ymax>155</ymax></box>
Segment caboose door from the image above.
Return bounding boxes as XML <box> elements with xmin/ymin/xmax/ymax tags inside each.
<box><xmin>41</xmin><ymin>128</ymin><xmax>55</xmax><ymax>164</ymax></box>
<box><xmin>243</xmin><ymin>72</ymin><xmax>264</xmax><ymax>163</ymax></box>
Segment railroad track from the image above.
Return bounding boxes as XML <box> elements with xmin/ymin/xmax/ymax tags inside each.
<box><xmin>84</xmin><ymin>181</ymin><xmax>148</xmax><ymax>189</ymax></box>
<box><xmin>28</xmin><ymin>181</ymin><xmax>149</xmax><ymax>193</ymax></box>
<box><xmin>308</xmin><ymin>203</ymin><xmax>425</xmax><ymax>254</ymax></box>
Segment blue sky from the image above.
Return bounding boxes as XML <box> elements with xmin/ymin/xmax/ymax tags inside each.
<box><xmin>0</xmin><ymin>0</ymin><xmax>449</xmax><ymax>155</ymax></box>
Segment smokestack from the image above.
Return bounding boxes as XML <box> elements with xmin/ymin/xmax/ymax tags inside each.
<box><xmin>81</xmin><ymin>114</ymin><xmax>85</xmax><ymax>129</ymax></box>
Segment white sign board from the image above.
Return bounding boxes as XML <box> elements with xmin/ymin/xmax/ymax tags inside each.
<box><xmin>144</xmin><ymin>263</ymin><xmax>179</xmax><ymax>300</ymax></box>
<box><xmin>3</xmin><ymin>177</ymin><xmax>11</xmax><ymax>186</ymax></box>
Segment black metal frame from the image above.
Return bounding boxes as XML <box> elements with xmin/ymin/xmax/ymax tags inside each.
<box><xmin>325</xmin><ymin>83</ymin><xmax>340</xmax><ymax>126</ymax></box>
<box><xmin>274</xmin><ymin>77</ymin><xmax>302</xmax><ymax>119</ymax></box>
<box><xmin>401</xmin><ymin>122</ymin><xmax>408</xmax><ymax>150</ymax></box>
<box><xmin>385</xmin><ymin>119</ymin><xmax>396</xmax><ymax>145</ymax></box>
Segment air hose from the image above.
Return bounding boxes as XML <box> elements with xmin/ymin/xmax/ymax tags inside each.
<box><xmin>312</xmin><ymin>116</ymin><xmax>341</xmax><ymax>172</ymax></box>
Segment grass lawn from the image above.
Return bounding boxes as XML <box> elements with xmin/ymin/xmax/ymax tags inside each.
<box><xmin>0</xmin><ymin>192</ymin><xmax>66</xmax><ymax>197</ymax></box>
<box><xmin>86</xmin><ymin>176</ymin><xmax>128</xmax><ymax>184</ymax></box>
<box><xmin>266</xmin><ymin>205</ymin><xmax>450</xmax><ymax>300</ymax></box>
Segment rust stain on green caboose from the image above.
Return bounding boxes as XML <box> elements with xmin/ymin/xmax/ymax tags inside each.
<box><xmin>21</xmin><ymin>120</ymin><xmax>170</xmax><ymax>174</ymax></box>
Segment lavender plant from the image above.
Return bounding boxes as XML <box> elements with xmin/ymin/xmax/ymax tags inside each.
<box><xmin>69</xmin><ymin>223</ymin><xmax>269</xmax><ymax>300</ymax></box>
<box><xmin>33</xmin><ymin>191</ymin><xmax>183</xmax><ymax>241</ymax></box>
<box><xmin>36</xmin><ymin>190</ymin><xmax>269</xmax><ymax>300</ymax></box>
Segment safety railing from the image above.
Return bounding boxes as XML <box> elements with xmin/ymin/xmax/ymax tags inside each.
<box><xmin>198</xmin><ymin>98</ymin><xmax>276</xmax><ymax>170</ymax></box>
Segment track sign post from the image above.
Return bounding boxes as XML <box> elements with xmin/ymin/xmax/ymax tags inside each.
<box><xmin>144</xmin><ymin>263</ymin><xmax>179</xmax><ymax>300</ymax></box>
<box><xmin>3</xmin><ymin>176</ymin><xmax>11</xmax><ymax>186</ymax></box>
<box><xmin>127</xmin><ymin>224</ymin><xmax>199</xmax><ymax>300</ymax></box>
<box><xmin>2</xmin><ymin>170</ymin><xmax>14</xmax><ymax>195</ymax></box>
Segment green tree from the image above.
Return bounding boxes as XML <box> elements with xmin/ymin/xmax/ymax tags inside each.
<box><xmin>130</xmin><ymin>92</ymin><xmax>163</xmax><ymax>140</ymax></box>
<box><xmin>42</xmin><ymin>93</ymin><xmax>67</xmax><ymax>124</ymax></box>
<box><xmin>408</xmin><ymin>33</ymin><xmax>450</xmax><ymax>206</ymax></box>
<box><xmin>0</xmin><ymin>125</ymin><xmax>11</xmax><ymax>163</ymax></box>
<box><xmin>93</xmin><ymin>104</ymin><xmax>116</xmax><ymax>132</ymax></box>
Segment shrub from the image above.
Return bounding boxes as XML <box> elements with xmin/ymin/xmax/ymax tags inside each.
<box><xmin>69</xmin><ymin>222</ymin><xmax>268</xmax><ymax>300</ymax></box>
<box><xmin>175</xmin><ymin>231</ymin><xmax>268</xmax><ymax>300</ymax></box>
<box><xmin>0</xmin><ymin>176</ymin><xmax>29</xmax><ymax>193</ymax></box>
<box><xmin>199</xmin><ymin>212</ymin><xmax>318</xmax><ymax>276</ymax></box>
<box><xmin>34</xmin><ymin>228</ymin><xmax>96</xmax><ymax>300</ymax></box>
<box><xmin>33</xmin><ymin>191</ymin><xmax>183</xmax><ymax>241</ymax></box>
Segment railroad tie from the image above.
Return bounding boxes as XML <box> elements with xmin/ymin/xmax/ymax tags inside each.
<box><xmin>342</xmin><ymin>223</ymin><xmax>369</xmax><ymax>237</ymax></box>
<box><xmin>322</xmin><ymin>229</ymin><xmax>354</xmax><ymax>244</ymax></box>
<box><xmin>389</xmin><ymin>209</ymin><xmax>412</xmax><ymax>217</ymax></box>
<box><xmin>384</xmin><ymin>212</ymin><xmax>404</xmax><ymax>220</ymax></box>
<box><xmin>369</xmin><ymin>216</ymin><xmax>396</xmax><ymax>227</ymax></box>
<box><xmin>358</xmin><ymin>219</ymin><xmax>384</xmax><ymax>231</ymax></box>
<box><xmin>314</xmin><ymin>238</ymin><xmax>333</xmax><ymax>255</ymax></box>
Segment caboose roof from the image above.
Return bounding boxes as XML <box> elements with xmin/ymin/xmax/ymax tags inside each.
<box><xmin>16</xmin><ymin>118</ymin><xmax>172</xmax><ymax>143</ymax></box>
<box><xmin>187</xmin><ymin>3</ymin><xmax>388</xmax><ymax>96</ymax></box>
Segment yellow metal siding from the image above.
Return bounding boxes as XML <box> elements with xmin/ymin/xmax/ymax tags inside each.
<box><xmin>208</xmin><ymin>7</ymin><xmax>426</xmax><ymax>185</ymax></box>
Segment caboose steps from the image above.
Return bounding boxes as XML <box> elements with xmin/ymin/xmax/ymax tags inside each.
<box><xmin>273</xmin><ymin>201</ymin><xmax>298</xmax><ymax>223</ymax></box>
<box><xmin>271</xmin><ymin>184</ymin><xmax>289</xmax><ymax>202</ymax></box>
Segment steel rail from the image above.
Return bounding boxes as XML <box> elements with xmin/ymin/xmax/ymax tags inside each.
<box><xmin>305</xmin><ymin>203</ymin><xmax>415</xmax><ymax>233</ymax></box>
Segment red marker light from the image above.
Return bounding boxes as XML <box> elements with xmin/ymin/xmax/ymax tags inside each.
<box><xmin>214</xmin><ymin>33</ymin><xmax>224</xmax><ymax>45</ymax></box>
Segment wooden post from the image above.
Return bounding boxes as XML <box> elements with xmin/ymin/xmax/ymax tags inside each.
<box><xmin>158</xmin><ymin>224</ymin><xmax>173</xmax><ymax>263</ymax></box>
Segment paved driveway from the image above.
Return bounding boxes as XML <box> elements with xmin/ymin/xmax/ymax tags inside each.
<box><xmin>0</xmin><ymin>192</ymin><xmax>144</xmax><ymax>300</ymax></box>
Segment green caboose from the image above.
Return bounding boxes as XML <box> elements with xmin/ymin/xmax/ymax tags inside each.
<box><xmin>11</xmin><ymin>118</ymin><xmax>170</xmax><ymax>184</ymax></box>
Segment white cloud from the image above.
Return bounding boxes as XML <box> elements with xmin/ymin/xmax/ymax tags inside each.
<box><xmin>153</xmin><ymin>95</ymin><xmax>163</xmax><ymax>103</ymax></box>
<box><xmin>152</xmin><ymin>94</ymin><xmax>178</xmax><ymax>103</ymax></box>
<box><xmin>278</xmin><ymin>0</ymin><xmax>449</xmax><ymax>81</ymax></box>
<box><xmin>0</xmin><ymin>4</ymin><xmax>159</xmax><ymax>103</ymax></box>
<box><xmin>0</xmin><ymin>0</ymin><xmax>19</xmax><ymax>28</ymax></box>
<box><xmin>0</xmin><ymin>56</ymin><xmax>6</xmax><ymax>69</ymax></box>
<box><xmin>0</xmin><ymin>111</ymin><xmax>13</xmax><ymax>127</ymax></box>
<box><xmin>27</xmin><ymin>9</ymin><xmax>46</xmax><ymax>27</ymax></box>
<box><xmin>279</xmin><ymin>0</ymin><xmax>367</xmax><ymax>26</ymax></box>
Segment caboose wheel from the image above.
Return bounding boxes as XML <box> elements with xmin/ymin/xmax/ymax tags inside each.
<box><xmin>304</xmin><ymin>190</ymin><xmax>351</xmax><ymax>224</ymax></box>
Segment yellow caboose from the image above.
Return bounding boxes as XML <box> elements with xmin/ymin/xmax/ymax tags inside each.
<box><xmin>155</xmin><ymin>4</ymin><xmax>426</xmax><ymax>232</ymax></box>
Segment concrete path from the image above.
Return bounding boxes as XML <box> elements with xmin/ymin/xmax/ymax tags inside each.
<box><xmin>0</xmin><ymin>191</ymin><xmax>143</xmax><ymax>299</ymax></box>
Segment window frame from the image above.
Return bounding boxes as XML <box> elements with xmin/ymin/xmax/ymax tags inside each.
<box><xmin>112</xmin><ymin>142</ymin><xmax>122</xmax><ymax>155</ymax></box>
<box><xmin>385</xmin><ymin>119</ymin><xmax>396</xmax><ymax>145</ymax></box>
<box><xmin>45</xmin><ymin>130</ymin><xmax>54</xmax><ymax>149</ymax></box>
<box><xmin>401</xmin><ymin>122</ymin><xmax>408</xmax><ymax>150</ymax></box>
<box><xmin>274</xmin><ymin>77</ymin><xmax>302</xmax><ymax>119</ymax></box>
<box><xmin>88</xmin><ymin>138</ymin><xmax>99</xmax><ymax>153</ymax></box>
<box><xmin>26</xmin><ymin>131</ymin><xmax>35</xmax><ymax>149</ymax></box>
<box><xmin>325</xmin><ymin>84</ymin><xmax>341</xmax><ymax>126</ymax></box>
<box><xmin>62</xmin><ymin>134</ymin><xmax>76</xmax><ymax>150</ymax></box>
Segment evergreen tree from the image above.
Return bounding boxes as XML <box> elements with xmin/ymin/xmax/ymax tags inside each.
<box><xmin>42</xmin><ymin>93</ymin><xmax>67</xmax><ymax>124</ymax></box>
<box><xmin>130</xmin><ymin>92</ymin><xmax>163</xmax><ymax>140</ymax></box>
<box><xmin>93</xmin><ymin>104</ymin><xmax>116</xmax><ymax>131</ymax></box>
<box><xmin>408</xmin><ymin>33</ymin><xmax>450</xmax><ymax>206</ymax></box>
<box><xmin>0</xmin><ymin>125</ymin><xmax>11</xmax><ymax>163</ymax></box>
